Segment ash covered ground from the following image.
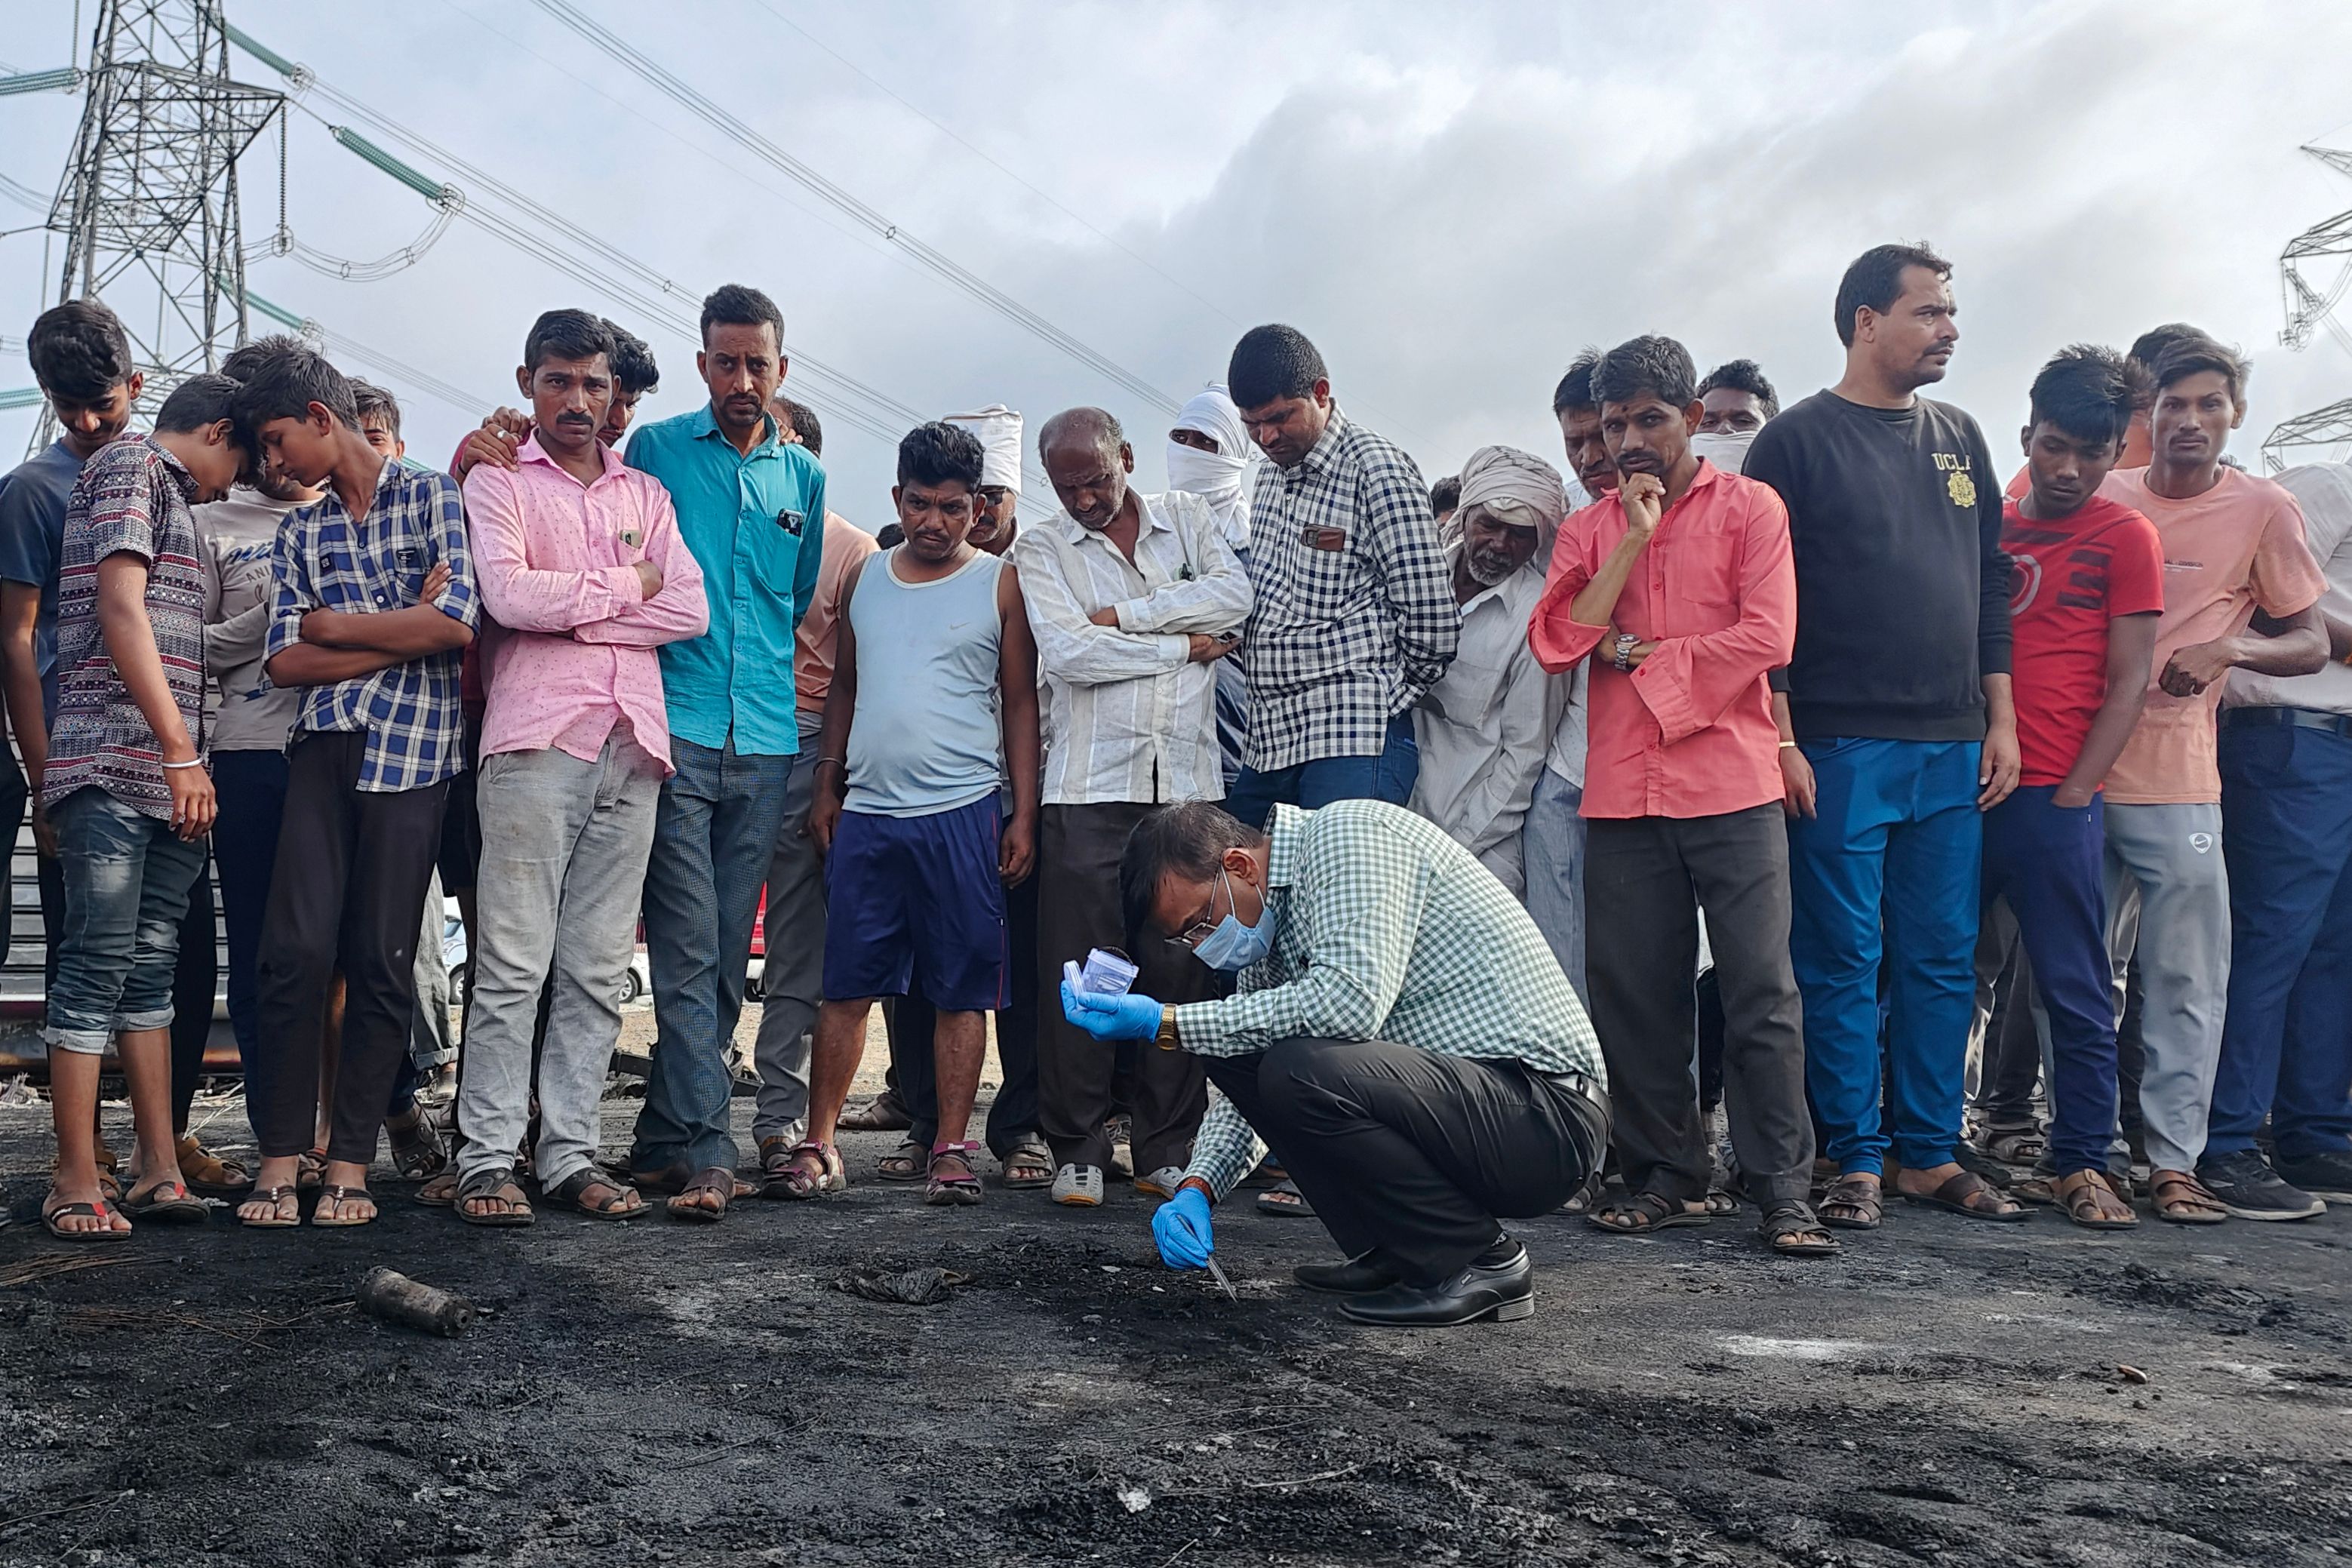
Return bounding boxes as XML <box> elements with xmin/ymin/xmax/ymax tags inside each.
<box><xmin>2</xmin><ymin>1080</ymin><xmax>2350</xmax><ymax>1568</ymax></box>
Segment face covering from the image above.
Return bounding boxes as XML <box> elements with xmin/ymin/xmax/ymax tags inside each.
<box><xmin>1165</xmin><ymin>438</ymin><xmax>1249</xmax><ymax>498</ymax></box>
<box><xmin>1689</xmin><ymin>429</ymin><xmax>1757</xmax><ymax>475</ymax></box>
<box><xmin>1192</xmin><ymin>869</ymin><xmax>1274</xmax><ymax>973</ymax></box>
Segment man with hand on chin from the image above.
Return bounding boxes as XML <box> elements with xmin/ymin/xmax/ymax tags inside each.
<box><xmin>1062</xmin><ymin>797</ymin><xmax>1608</xmax><ymax>1327</ymax></box>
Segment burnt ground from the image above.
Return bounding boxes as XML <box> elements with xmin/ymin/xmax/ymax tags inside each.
<box><xmin>2</xmin><ymin>1087</ymin><xmax>2351</xmax><ymax>1568</ymax></box>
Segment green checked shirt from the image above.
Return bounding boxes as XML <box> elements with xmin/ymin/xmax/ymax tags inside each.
<box><xmin>1176</xmin><ymin>799</ymin><xmax>1604</xmax><ymax>1199</ymax></box>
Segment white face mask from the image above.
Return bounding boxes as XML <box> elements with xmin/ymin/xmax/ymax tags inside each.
<box><xmin>1166</xmin><ymin>438</ymin><xmax>1248</xmax><ymax>497</ymax></box>
<box><xmin>1689</xmin><ymin>429</ymin><xmax>1757</xmax><ymax>475</ymax></box>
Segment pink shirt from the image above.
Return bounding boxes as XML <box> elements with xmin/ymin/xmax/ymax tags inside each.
<box><xmin>464</xmin><ymin>435</ymin><xmax>709</xmax><ymax>772</ymax></box>
<box><xmin>1530</xmin><ymin>461</ymin><xmax>1795</xmax><ymax>819</ymax></box>
<box><xmin>796</xmin><ymin>513</ymin><xmax>877</xmax><ymax>718</ymax></box>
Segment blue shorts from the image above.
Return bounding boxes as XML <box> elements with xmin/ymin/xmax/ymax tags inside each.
<box><xmin>823</xmin><ymin>796</ymin><xmax>1008</xmax><ymax>1012</ymax></box>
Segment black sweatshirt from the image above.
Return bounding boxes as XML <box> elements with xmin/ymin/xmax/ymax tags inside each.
<box><xmin>1745</xmin><ymin>389</ymin><xmax>2011</xmax><ymax>742</ymax></box>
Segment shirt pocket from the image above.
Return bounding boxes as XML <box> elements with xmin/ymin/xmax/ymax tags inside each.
<box><xmin>1274</xmin><ymin>525</ymin><xmax>1370</xmax><ymax>625</ymax></box>
<box><xmin>1665</xmin><ymin>531</ymin><xmax>1741</xmax><ymax>635</ymax></box>
<box><xmin>754</xmin><ymin>504</ymin><xmax>810</xmax><ymax>597</ymax></box>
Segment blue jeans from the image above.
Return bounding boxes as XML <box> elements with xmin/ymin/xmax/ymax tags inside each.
<box><xmin>1224</xmin><ymin>710</ymin><xmax>1419</xmax><ymax>832</ymax></box>
<box><xmin>44</xmin><ymin>786</ymin><xmax>208</xmax><ymax>1055</ymax></box>
<box><xmin>1520</xmin><ymin>768</ymin><xmax>1588</xmax><ymax>1003</ymax></box>
<box><xmin>1787</xmin><ymin>737</ymin><xmax>1982</xmax><ymax>1175</ymax></box>
<box><xmin>2209</xmin><ymin>719</ymin><xmax>2352</xmax><ymax>1160</ymax></box>
<box><xmin>1982</xmin><ymin>787</ymin><xmax>2116</xmax><ymax>1175</ymax></box>
<box><xmin>211</xmin><ymin>748</ymin><xmax>289</xmax><ymax>1060</ymax></box>
<box><xmin>632</xmin><ymin>736</ymin><xmax>795</xmax><ymax>1175</ymax></box>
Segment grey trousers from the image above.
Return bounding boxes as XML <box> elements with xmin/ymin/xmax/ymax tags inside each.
<box><xmin>455</xmin><ymin>730</ymin><xmax>664</xmax><ymax>1189</ymax></box>
<box><xmin>749</xmin><ymin>710</ymin><xmax>826</xmax><ymax>1143</ymax></box>
<box><xmin>2104</xmin><ymin>801</ymin><xmax>2230</xmax><ymax>1173</ymax></box>
<box><xmin>1584</xmin><ymin>803</ymin><xmax>1814</xmax><ymax>1207</ymax></box>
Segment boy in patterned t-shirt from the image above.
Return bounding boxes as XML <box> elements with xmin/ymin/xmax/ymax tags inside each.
<box><xmin>39</xmin><ymin>374</ymin><xmax>251</xmax><ymax>1240</ymax></box>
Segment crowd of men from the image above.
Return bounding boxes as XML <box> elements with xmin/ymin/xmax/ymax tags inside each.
<box><xmin>5</xmin><ymin>236</ymin><xmax>2351</xmax><ymax>1326</ymax></box>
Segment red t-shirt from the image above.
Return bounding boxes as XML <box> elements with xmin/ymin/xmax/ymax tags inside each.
<box><xmin>2003</xmin><ymin>494</ymin><xmax>2166</xmax><ymax>786</ymax></box>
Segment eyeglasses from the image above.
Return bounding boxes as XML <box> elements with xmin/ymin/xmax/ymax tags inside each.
<box><xmin>1166</xmin><ymin>872</ymin><xmax>1231</xmax><ymax>950</ymax></box>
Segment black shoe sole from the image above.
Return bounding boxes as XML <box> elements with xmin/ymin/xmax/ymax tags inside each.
<box><xmin>1339</xmin><ymin>1291</ymin><xmax>1536</xmax><ymax>1327</ymax></box>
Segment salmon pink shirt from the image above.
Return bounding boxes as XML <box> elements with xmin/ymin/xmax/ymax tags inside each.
<box><xmin>463</xmin><ymin>435</ymin><xmax>709</xmax><ymax>772</ymax></box>
<box><xmin>1530</xmin><ymin>460</ymin><xmax>1795</xmax><ymax>819</ymax></box>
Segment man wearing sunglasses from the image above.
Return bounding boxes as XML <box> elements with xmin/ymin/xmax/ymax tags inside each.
<box><xmin>1061</xmin><ymin>797</ymin><xmax>1608</xmax><ymax>1327</ymax></box>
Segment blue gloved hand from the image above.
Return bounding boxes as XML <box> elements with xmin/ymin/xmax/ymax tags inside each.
<box><xmin>1151</xmin><ymin>1184</ymin><xmax>1214</xmax><ymax>1270</ymax></box>
<box><xmin>1059</xmin><ymin>976</ymin><xmax>1163</xmax><ymax>1043</ymax></box>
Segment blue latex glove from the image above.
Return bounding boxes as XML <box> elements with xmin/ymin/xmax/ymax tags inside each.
<box><xmin>1152</xmin><ymin>1184</ymin><xmax>1214</xmax><ymax>1270</ymax></box>
<box><xmin>1059</xmin><ymin>976</ymin><xmax>1163</xmax><ymax>1043</ymax></box>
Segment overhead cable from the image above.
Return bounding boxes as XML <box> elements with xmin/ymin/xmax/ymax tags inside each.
<box><xmin>527</xmin><ymin>0</ymin><xmax>1181</xmax><ymax>417</ymax></box>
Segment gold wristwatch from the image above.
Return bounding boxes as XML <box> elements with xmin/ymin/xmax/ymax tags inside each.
<box><xmin>1154</xmin><ymin>1004</ymin><xmax>1181</xmax><ymax>1052</ymax></box>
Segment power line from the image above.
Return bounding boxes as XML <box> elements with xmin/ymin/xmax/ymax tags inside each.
<box><xmin>527</xmin><ymin>0</ymin><xmax>1181</xmax><ymax>417</ymax></box>
<box><xmin>226</xmin><ymin>26</ymin><xmax>1060</xmax><ymax>510</ymax></box>
<box><xmin>745</xmin><ymin>0</ymin><xmax>1241</xmax><ymax>337</ymax></box>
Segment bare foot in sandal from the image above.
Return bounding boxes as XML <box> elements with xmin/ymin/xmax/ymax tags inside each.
<box><xmin>1587</xmin><ymin>1190</ymin><xmax>1712</xmax><ymax>1234</ymax></box>
<box><xmin>238</xmin><ymin>1155</ymin><xmax>306</xmax><ymax>1226</ymax></box>
<box><xmin>2055</xmin><ymin>1169</ymin><xmax>2137</xmax><ymax>1230</ymax></box>
<box><xmin>1894</xmin><ymin>1161</ymin><xmax>2028</xmax><ymax>1222</ymax></box>
<box><xmin>1818</xmin><ymin>1171</ymin><xmax>1883</xmax><ymax>1229</ymax></box>
<box><xmin>43</xmin><ymin>1176</ymin><xmax>131</xmax><ymax>1239</ymax></box>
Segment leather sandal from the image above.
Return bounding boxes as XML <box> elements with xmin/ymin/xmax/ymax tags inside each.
<box><xmin>766</xmin><ymin>1140</ymin><xmax>845</xmax><ymax>1201</ymax></box>
<box><xmin>2151</xmin><ymin>1168</ymin><xmax>2227</xmax><ymax>1225</ymax></box>
<box><xmin>2055</xmin><ymin>1169</ymin><xmax>2138</xmax><ymax>1230</ymax></box>
<box><xmin>924</xmin><ymin>1142</ymin><xmax>983</xmax><ymax>1207</ymax></box>
<box><xmin>666</xmin><ymin>1165</ymin><xmax>736</xmax><ymax>1222</ymax></box>
<box><xmin>455</xmin><ymin>1164</ymin><xmax>536</xmax><ymax>1227</ymax></box>
<box><xmin>1818</xmin><ymin>1173</ymin><xmax>1883</xmax><ymax>1230</ymax></box>
<box><xmin>1899</xmin><ymin>1169</ymin><xmax>2031</xmax><ymax>1222</ymax></box>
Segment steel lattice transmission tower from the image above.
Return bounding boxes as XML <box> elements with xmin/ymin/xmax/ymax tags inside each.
<box><xmin>35</xmin><ymin>0</ymin><xmax>282</xmax><ymax>444</ymax></box>
<box><xmin>2265</xmin><ymin>144</ymin><xmax>2352</xmax><ymax>471</ymax></box>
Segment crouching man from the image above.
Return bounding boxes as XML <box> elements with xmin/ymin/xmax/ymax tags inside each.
<box><xmin>1062</xmin><ymin>798</ymin><xmax>1609</xmax><ymax>1327</ymax></box>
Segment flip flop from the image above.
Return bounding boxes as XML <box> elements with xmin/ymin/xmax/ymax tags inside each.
<box><xmin>120</xmin><ymin>1178</ymin><xmax>208</xmax><ymax>1225</ymax></box>
<box><xmin>310</xmin><ymin>1184</ymin><xmax>378</xmax><ymax>1228</ymax></box>
<box><xmin>238</xmin><ymin>1184</ymin><xmax>302</xmax><ymax>1229</ymax></box>
<box><xmin>41</xmin><ymin>1198</ymin><xmax>129</xmax><ymax>1243</ymax></box>
<box><xmin>1257</xmin><ymin>1179</ymin><xmax>1315</xmax><ymax>1218</ymax></box>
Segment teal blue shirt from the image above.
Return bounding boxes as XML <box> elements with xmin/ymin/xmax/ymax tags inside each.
<box><xmin>626</xmin><ymin>404</ymin><xmax>826</xmax><ymax>756</ymax></box>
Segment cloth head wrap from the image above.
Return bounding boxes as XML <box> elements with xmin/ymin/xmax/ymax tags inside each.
<box><xmin>1453</xmin><ymin>444</ymin><xmax>1569</xmax><ymax>558</ymax></box>
<box><xmin>1164</xmin><ymin>383</ymin><xmax>1256</xmax><ymax>544</ymax></box>
<box><xmin>942</xmin><ymin>404</ymin><xmax>1024</xmax><ymax>496</ymax></box>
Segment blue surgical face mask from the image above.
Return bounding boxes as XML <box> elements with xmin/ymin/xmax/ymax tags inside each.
<box><xmin>1193</xmin><ymin>869</ymin><xmax>1274</xmax><ymax>973</ymax></box>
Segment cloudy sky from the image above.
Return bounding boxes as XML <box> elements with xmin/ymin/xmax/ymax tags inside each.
<box><xmin>4</xmin><ymin>0</ymin><xmax>2352</xmax><ymax>521</ymax></box>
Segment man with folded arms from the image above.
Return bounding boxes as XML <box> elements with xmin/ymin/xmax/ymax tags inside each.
<box><xmin>451</xmin><ymin>310</ymin><xmax>707</xmax><ymax>1225</ymax></box>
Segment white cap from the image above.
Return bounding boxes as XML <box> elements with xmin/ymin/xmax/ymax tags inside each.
<box><xmin>941</xmin><ymin>404</ymin><xmax>1023</xmax><ymax>496</ymax></box>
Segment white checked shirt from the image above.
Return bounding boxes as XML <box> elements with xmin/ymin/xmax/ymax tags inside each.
<box><xmin>1174</xmin><ymin>800</ymin><xmax>1603</xmax><ymax>1199</ymax></box>
<box><xmin>1241</xmin><ymin>410</ymin><xmax>1458</xmax><ymax>772</ymax></box>
<box><xmin>1408</xmin><ymin>550</ymin><xmax>1560</xmax><ymax>896</ymax></box>
<box><xmin>1010</xmin><ymin>489</ymin><xmax>1253</xmax><ymax>805</ymax></box>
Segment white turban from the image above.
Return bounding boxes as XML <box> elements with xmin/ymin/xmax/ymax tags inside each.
<box><xmin>1164</xmin><ymin>383</ymin><xmax>1256</xmax><ymax>548</ymax></box>
<box><xmin>942</xmin><ymin>404</ymin><xmax>1023</xmax><ymax>496</ymax></box>
<box><xmin>1453</xmin><ymin>444</ymin><xmax>1569</xmax><ymax>558</ymax></box>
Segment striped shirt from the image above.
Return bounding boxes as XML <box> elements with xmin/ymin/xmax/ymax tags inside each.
<box><xmin>1174</xmin><ymin>799</ymin><xmax>1603</xmax><ymax>1198</ymax></box>
<box><xmin>1240</xmin><ymin>410</ymin><xmax>1457</xmax><ymax>772</ymax></box>
<box><xmin>266</xmin><ymin>457</ymin><xmax>477</xmax><ymax>792</ymax></box>
<box><xmin>45</xmin><ymin>437</ymin><xmax>207</xmax><ymax>818</ymax></box>
<box><xmin>1010</xmin><ymin>489</ymin><xmax>1252</xmax><ymax>805</ymax></box>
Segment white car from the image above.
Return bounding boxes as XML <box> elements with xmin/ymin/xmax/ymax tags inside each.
<box><xmin>443</xmin><ymin>901</ymin><xmax>650</xmax><ymax>1006</ymax></box>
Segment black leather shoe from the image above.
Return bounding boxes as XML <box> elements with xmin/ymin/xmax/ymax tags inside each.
<box><xmin>1293</xmin><ymin>1253</ymin><xmax>1402</xmax><ymax>1295</ymax></box>
<box><xmin>1339</xmin><ymin>1239</ymin><xmax>1534</xmax><ymax>1327</ymax></box>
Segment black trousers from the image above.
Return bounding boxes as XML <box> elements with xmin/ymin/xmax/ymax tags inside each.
<box><xmin>1585</xmin><ymin>804</ymin><xmax>1814</xmax><ymax>1207</ymax></box>
<box><xmin>1035</xmin><ymin>803</ymin><xmax>1210</xmax><ymax>1174</ymax></box>
<box><xmin>1205</xmin><ymin>1038</ymin><xmax>1608</xmax><ymax>1284</ymax></box>
<box><xmin>169</xmin><ymin>863</ymin><xmax>216</xmax><ymax>1128</ymax></box>
<box><xmin>250</xmin><ymin>733</ymin><xmax>447</xmax><ymax>1164</ymax></box>
<box><xmin>886</xmin><ymin>854</ymin><xmax>1041</xmax><ymax>1158</ymax></box>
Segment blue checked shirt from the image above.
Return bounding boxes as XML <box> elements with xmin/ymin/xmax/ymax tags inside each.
<box><xmin>266</xmin><ymin>457</ymin><xmax>477</xmax><ymax>792</ymax></box>
<box><xmin>1241</xmin><ymin>410</ymin><xmax>1458</xmax><ymax>772</ymax></box>
<box><xmin>1173</xmin><ymin>800</ymin><xmax>1603</xmax><ymax>1200</ymax></box>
